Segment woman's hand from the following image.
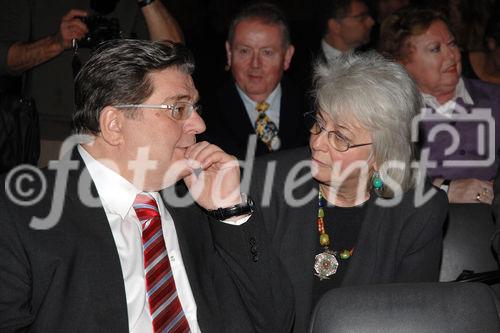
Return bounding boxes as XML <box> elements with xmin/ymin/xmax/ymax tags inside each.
<box><xmin>447</xmin><ymin>178</ymin><xmax>493</xmax><ymax>204</ymax></box>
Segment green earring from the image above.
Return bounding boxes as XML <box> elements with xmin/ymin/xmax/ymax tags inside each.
<box><xmin>372</xmin><ymin>171</ymin><xmax>383</xmax><ymax>191</ymax></box>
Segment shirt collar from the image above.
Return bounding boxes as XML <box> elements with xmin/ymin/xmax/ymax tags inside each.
<box><xmin>421</xmin><ymin>77</ymin><xmax>474</xmax><ymax>116</ymax></box>
<box><xmin>236</xmin><ymin>83</ymin><xmax>281</xmax><ymax>109</ymax></box>
<box><xmin>78</xmin><ymin>144</ymin><xmax>144</xmax><ymax>220</ymax></box>
<box><xmin>321</xmin><ymin>39</ymin><xmax>343</xmax><ymax>61</ymax></box>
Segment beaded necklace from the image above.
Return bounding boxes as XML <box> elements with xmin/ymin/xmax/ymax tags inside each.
<box><xmin>314</xmin><ymin>190</ymin><xmax>354</xmax><ymax>280</ymax></box>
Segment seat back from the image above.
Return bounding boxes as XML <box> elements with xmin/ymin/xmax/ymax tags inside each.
<box><xmin>310</xmin><ymin>282</ymin><xmax>500</xmax><ymax>333</ymax></box>
<box><xmin>439</xmin><ymin>203</ymin><xmax>498</xmax><ymax>281</ymax></box>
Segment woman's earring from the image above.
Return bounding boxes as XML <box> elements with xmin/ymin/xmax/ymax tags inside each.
<box><xmin>372</xmin><ymin>171</ymin><xmax>384</xmax><ymax>195</ymax></box>
<box><xmin>224</xmin><ymin>63</ymin><xmax>231</xmax><ymax>71</ymax></box>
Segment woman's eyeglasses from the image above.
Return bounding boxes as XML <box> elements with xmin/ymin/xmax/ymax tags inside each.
<box><xmin>305</xmin><ymin>112</ymin><xmax>372</xmax><ymax>152</ymax></box>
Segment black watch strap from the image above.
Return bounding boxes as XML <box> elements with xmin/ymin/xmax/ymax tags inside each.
<box><xmin>138</xmin><ymin>0</ymin><xmax>155</xmax><ymax>8</ymax></box>
<box><xmin>440</xmin><ymin>179</ymin><xmax>451</xmax><ymax>193</ymax></box>
<box><xmin>207</xmin><ymin>195</ymin><xmax>254</xmax><ymax>220</ymax></box>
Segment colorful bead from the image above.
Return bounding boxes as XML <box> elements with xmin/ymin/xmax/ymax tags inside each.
<box><xmin>319</xmin><ymin>233</ymin><xmax>330</xmax><ymax>246</ymax></box>
<box><xmin>316</xmin><ymin>217</ymin><xmax>325</xmax><ymax>228</ymax></box>
<box><xmin>315</xmin><ymin>187</ymin><xmax>353</xmax><ymax>268</ymax></box>
<box><xmin>317</xmin><ymin>218</ymin><xmax>325</xmax><ymax>233</ymax></box>
<box><xmin>339</xmin><ymin>249</ymin><xmax>351</xmax><ymax>260</ymax></box>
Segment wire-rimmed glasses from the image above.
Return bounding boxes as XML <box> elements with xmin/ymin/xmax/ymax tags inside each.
<box><xmin>305</xmin><ymin>112</ymin><xmax>372</xmax><ymax>152</ymax></box>
<box><xmin>113</xmin><ymin>101</ymin><xmax>201</xmax><ymax>120</ymax></box>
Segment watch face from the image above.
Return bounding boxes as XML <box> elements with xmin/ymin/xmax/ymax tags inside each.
<box><xmin>243</xmin><ymin>195</ymin><xmax>255</xmax><ymax>215</ymax></box>
<box><xmin>247</xmin><ymin>196</ymin><xmax>254</xmax><ymax>209</ymax></box>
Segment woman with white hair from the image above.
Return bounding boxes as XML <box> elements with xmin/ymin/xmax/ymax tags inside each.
<box><xmin>250</xmin><ymin>51</ymin><xmax>448</xmax><ymax>333</ymax></box>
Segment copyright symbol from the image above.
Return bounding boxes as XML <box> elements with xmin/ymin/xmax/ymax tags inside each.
<box><xmin>5</xmin><ymin>164</ymin><xmax>47</xmax><ymax>206</ymax></box>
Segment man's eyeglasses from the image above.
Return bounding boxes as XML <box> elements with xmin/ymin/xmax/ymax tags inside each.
<box><xmin>113</xmin><ymin>101</ymin><xmax>201</xmax><ymax>121</ymax></box>
<box><xmin>305</xmin><ymin>112</ymin><xmax>372</xmax><ymax>152</ymax></box>
<box><xmin>342</xmin><ymin>12</ymin><xmax>371</xmax><ymax>22</ymax></box>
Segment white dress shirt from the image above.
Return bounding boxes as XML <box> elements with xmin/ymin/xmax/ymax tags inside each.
<box><xmin>321</xmin><ymin>39</ymin><xmax>343</xmax><ymax>63</ymax></box>
<box><xmin>236</xmin><ymin>83</ymin><xmax>282</xmax><ymax>129</ymax></box>
<box><xmin>421</xmin><ymin>77</ymin><xmax>474</xmax><ymax>117</ymax></box>
<box><xmin>77</xmin><ymin>145</ymin><xmax>201</xmax><ymax>333</ymax></box>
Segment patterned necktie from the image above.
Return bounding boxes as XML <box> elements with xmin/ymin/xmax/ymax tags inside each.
<box><xmin>255</xmin><ymin>101</ymin><xmax>281</xmax><ymax>151</ymax></box>
<box><xmin>133</xmin><ymin>193</ymin><xmax>190</xmax><ymax>333</ymax></box>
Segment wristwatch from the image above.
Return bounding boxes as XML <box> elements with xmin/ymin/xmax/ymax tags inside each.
<box><xmin>440</xmin><ymin>179</ymin><xmax>451</xmax><ymax>193</ymax></box>
<box><xmin>137</xmin><ymin>0</ymin><xmax>155</xmax><ymax>8</ymax></box>
<box><xmin>207</xmin><ymin>194</ymin><xmax>254</xmax><ymax>220</ymax></box>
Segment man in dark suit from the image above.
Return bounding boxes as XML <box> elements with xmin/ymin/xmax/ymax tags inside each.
<box><xmin>0</xmin><ymin>0</ymin><xmax>185</xmax><ymax>166</ymax></box>
<box><xmin>201</xmin><ymin>3</ymin><xmax>308</xmax><ymax>161</ymax></box>
<box><xmin>318</xmin><ymin>0</ymin><xmax>374</xmax><ymax>63</ymax></box>
<box><xmin>0</xmin><ymin>39</ymin><xmax>293</xmax><ymax>332</ymax></box>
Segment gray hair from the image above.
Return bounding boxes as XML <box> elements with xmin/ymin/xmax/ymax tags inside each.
<box><xmin>227</xmin><ymin>2</ymin><xmax>291</xmax><ymax>48</ymax></box>
<box><xmin>73</xmin><ymin>39</ymin><xmax>194</xmax><ymax>134</ymax></box>
<box><xmin>313</xmin><ymin>51</ymin><xmax>421</xmax><ymax>197</ymax></box>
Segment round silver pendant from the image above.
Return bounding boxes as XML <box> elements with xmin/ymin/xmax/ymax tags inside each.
<box><xmin>270</xmin><ymin>136</ymin><xmax>281</xmax><ymax>150</ymax></box>
<box><xmin>314</xmin><ymin>251</ymin><xmax>338</xmax><ymax>280</ymax></box>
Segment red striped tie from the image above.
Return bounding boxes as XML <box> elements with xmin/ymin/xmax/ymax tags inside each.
<box><xmin>133</xmin><ymin>193</ymin><xmax>190</xmax><ymax>333</ymax></box>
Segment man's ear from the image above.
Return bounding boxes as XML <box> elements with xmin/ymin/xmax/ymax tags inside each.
<box><xmin>225</xmin><ymin>41</ymin><xmax>232</xmax><ymax>67</ymax></box>
<box><xmin>99</xmin><ymin>106</ymin><xmax>125</xmax><ymax>146</ymax></box>
<box><xmin>486</xmin><ymin>37</ymin><xmax>496</xmax><ymax>52</ymax></box>
<box><xmin>283</xmin><ymin>44</ymin><xmax>295</xmax><ymax>71</ymax></box>
<box><xmin>327</xmin><ymin>18</ymin><xmax>341</xmax><ymax>35</ymax></box>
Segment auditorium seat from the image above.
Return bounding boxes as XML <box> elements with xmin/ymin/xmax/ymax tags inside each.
<box><xmin>439</xmin><ymin>203</ymin><xmax>499</xmax><ymax>281</ymax></box>
<box><xmin>310</xmin><ymin>282</ymin><xmax>500</xmax><ymax>333</ymax></box>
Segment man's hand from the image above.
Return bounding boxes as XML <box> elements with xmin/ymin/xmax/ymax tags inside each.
<box><xmin>182</xmin><ymin>142</ymin><xmax>241</xmax><ymax>210</ymax></box>
<box><xmin>54</xmin><ymin>9</ymin><xmax>89</xmax><ymax>50</ymax></box>
<box><xmin>448</xmin><ymin>178</ymin><xmax>493</xmax><ymax>204</ymax></box>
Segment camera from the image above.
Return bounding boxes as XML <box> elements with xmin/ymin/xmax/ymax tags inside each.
<box><xmin>78</xmin><ymin>15</ymin><xmax>122</xmax><ymax>48</ymax></box>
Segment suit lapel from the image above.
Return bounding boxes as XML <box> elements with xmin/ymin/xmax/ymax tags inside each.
<box><xmin>220</xmin><ymin>81</ymin><xmax>275</xmax><ymax>157</ymax></box>
<box><xmin>222</xmin><ymin>82</ymin><xmax>255</xmax><ymax>138</ymax></box>
<box><xmin>64</xmin><ymin>150</ymin><xmax>129</xmax><ymax>330</ymax></box>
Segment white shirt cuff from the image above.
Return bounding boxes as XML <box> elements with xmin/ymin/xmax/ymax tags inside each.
<box><xmin>220</xmin><ymin>214</ymin><xmax>252</xmax><ymax>226</ymax></box>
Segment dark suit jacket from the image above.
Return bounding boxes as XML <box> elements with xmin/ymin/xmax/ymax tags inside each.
<box><xmin>492</xmin><ymin>166</ymin><xmax>500</xmax><ymax>259</ymax></box>
<box><xmin>249</xmin><ymin>147</ymin><xmax>448</xmax><ymax>333</ymax></box>
<box><xmin>200</xmin><ymin>78</ymin><xmax>308</xmax><ymax>161</ymax></box>
<box><xmin>0</xmin><ymin>150</ymin><xmax>294</xmax><ymax>332</ymax></box>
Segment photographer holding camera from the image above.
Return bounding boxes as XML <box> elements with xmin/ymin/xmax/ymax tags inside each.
<box><xmin>0</xmin><ymin>0</ymin><xmax>183</xmax><ymax>168</ymax></box>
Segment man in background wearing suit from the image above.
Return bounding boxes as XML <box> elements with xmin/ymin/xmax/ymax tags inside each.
<box><xmin>319</xmin><ymin>0</ymin><xmax>375</xmax><ymax>62</ymax></box>
<box><xmin>201</xmin><ymin>2</ymin><xmax>308</xmax><ymax>161</ymax></box>
<box><xmin>0</xmin><ymin>39</ymin><xmax>293</xmax><ymax>332</ymax></box>
<box><xmin>0</xmin><ymin>0</ymin><xmax>185</xmax><ymax>167</ymax></box>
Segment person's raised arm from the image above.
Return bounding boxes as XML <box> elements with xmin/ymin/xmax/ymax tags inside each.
<box><xmin>140</xmin><ymin>1</ymin><xmax>184</xmax><ymax>43</ymax></box>
<box><xmin>5</xmin><ymin>9</ymin><xmax>88</xmax><ymax>75</ymax></box>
